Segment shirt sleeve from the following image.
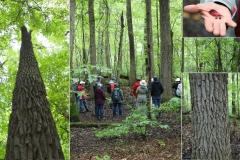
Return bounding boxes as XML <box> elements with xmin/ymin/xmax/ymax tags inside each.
<box><xmin>200</xmin><ymin>0</ymin><xmax>237</xmax><ymax>17</ymax></box>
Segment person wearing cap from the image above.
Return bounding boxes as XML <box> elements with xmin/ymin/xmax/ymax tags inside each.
<box><xmin>172</xmin><ymin>78</ymin><xmax>181</xmax><ymax>98</ymax></box>
<box><xmin>132</xmin><ymin>78</ymin><xmax>141</xmax><ymax>98</ymax></box>
<box><xmin>136</xmin><ymin>80</ymin><xmax>148</xmax><ymax>109</ymax></box>
<box><xmin>78</xmin><ymin>81</ymin><xmax>90</xmax><ymax>113</ymax></box>
<box><xmin>94</xmin><ymin>83</ymin><xmax>106</xmax><ymax>121</ymax></box>
<box><xmin>151</xmin><ymin>76</ymin><xmax>164</xmax><ymax>116</ymax></box>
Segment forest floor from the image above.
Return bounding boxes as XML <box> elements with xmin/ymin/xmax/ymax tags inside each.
<box><xmin>182</xmin><ymin>118</ymin><xmax>240</xmax><ymax>159</ymax></box>
<box><xmin>70</xmin><ymin>86</ymin><xmax>181</xmax><ymax>160</ymax></box>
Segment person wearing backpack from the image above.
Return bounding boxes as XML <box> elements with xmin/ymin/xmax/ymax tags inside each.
<box><xmin>111</xmin><ymin>83</ymin><xmax>123</xmax><ymax>117</ymax></box>
<box><xmin>132</xmin><ymin>78</ymin><xmax>141</xmax><ymax>98</ymax></box>
<box><xmin>78</xmin><ymin>81</ymin><xmax>91</xmax><ymax>113</ymax></box>
<box><xmin>136</xmin><ymin>80</ymin><xmax>148</xmax><ymax>109</ymax></box>
<box><xmin>73</xmin><ymin>81</ymin><xmax>79</xmax><ymax>104</ymax></box>
<box><xmin>172</xmin><ymin>78</ymin><xmax>181</xmax><ymax>97</ymax></box>
<box><xmin>94</xmin><ymin>83</ymin><xmax>106</xmax><ymax>121</ymax></box>
<box><xmin>93</xmin><ymin>76</ymin><xmax>104</xmax><ymax>116</ymax></box>
<box><xmin>151</xmin><ymin>76</ymin><xmax>164</xmax><ymax>116</ymax></box>
<box><xmin>107</xmin><ymin>77</ymin><xmax>116</xmax><ymax>108</ymax></box>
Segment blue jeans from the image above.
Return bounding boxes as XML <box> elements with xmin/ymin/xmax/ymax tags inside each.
<box><xmin>152</xmin><ymin>96</ymin><xmax>162</xmax><ymax>115</ymax></box>
<box><xmin>96</xmin><ymin>104</ymin><xmax>104</xmax><ymax>119</ymax></box>
<box><xmin>113</xmin><ymin>103</ymin><xmax>122</xmax><ymax>116</ymax></box>
<box><xmin>79</xmin><ymin>99</ymin><xmax>89</xmax><ymax>111</ymax></box>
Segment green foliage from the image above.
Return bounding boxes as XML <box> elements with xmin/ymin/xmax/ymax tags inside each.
<box><xmin>160</xmin><ymin>97</ymin><xmax>181</xmax><ymax>112</ymax></box>
<box><xmin>94</xmin><ymin>106</ymin><xmax>169</xmax><ymax>138</ymax></box>
<box><xmin>157</xmin><ymin>140</ymin><xmax>166</xmax><ymax>147</ymax></box>
<box><xmin>95</xmin><ymin>155</ymin><xmax>111</xmax><ymax>160</ymax></box>
<box><xmin>0</xmin><ymin>0</ymin><xmax>69</xmax><ymax>159</ymax></box>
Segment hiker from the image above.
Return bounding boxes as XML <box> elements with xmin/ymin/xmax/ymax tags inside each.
<box><xmin>94</xmin><ymin>83</ymin><xmax>106</xmax><ymax>121</ymax></box>
<box><xmin>73</xmin><ymin>81</ymin><xmax>79</xmax><ymax>104</ymax></box>
<box><xmin>78</xmin><ymin>81</ymin><xmax>91</xmax><ymax>113</ymax></box>
<box><xmin>111</xmin><ymin>83</ymin><xmax>123</xmax><ymax>117</ymax></box>
<box><xmin>136</xmin><ymin>80</ymin><xmax>148</xmax><ymax>109</ymax></box>
<box><xmin>151</xmin><ymin>76</ymin><xmax>164</xmax><ymax>116</ymax></box>
<box><xmin>132</xmin><ymin>78</ymin><xmax>141</xmax><ymax>98</ymax></box>
<box><xmin>172</xmin><ymin>78</ymin><xmax>181</xmax><ymax>98</ymax></box>
<box><xmin>93</xmin><ymin>76</ymin><xmax>104</xmax><ymax>115</ymax></box>
<box><xmin>107</xmin><ymin>77</ymin><xmax>116</xmax><ymax>108</ymax></box>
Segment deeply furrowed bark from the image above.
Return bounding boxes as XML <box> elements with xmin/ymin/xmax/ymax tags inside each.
<box><xmin>190</xmin><ymin>73</ymin><xmax>231</xmax><ymax>160</ymax></box>
<box><xmin>5</xmin><ymin>26</ymin><xmax>64</xmax><ymax>160</ymax></box>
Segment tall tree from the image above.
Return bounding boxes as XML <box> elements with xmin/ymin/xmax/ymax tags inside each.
<box><xmin>214</xmin><ymin>38</ymin><xmax>223</xmax><ymax>72</ymax></box>
<box><xmin>5</xmin><ymin>26</ymin><xmax>64</xmax><ymax>159</ymax></box>
<box><xmin>126</xmin><ymin>0</ymin><xmax>136</xmax><ymax>86</ymax></box>
<box><xmin>145</xmin><ymin>0</ymin><xmax>154</xmax><ymax>78</ymax></box>
<box><xmin>160</xmin><ymin>0</ymin><xmax>173</xmax><ymax>102</ymax></box>
<box><xmin>89</xmin><ymin>0</ymin><xmax>97</xmax><ymax>97</ymax></box>
<box><xmin>116</xmin><ymin>11</ymin><xmax>124</xmax><ymax>81</ymax></box>
<box><xmin>105</xmin><ymin>1</ymin><xmax>111</xmax><ymax>79</ymax></box>
<box><xmin>70</xmin><ymin>0</ymin><xmax>75</xmax><ymax>70</ymax></box>
<box><xmin>189</xmin><ymin>73</ymin><xmax>231</xmax><ymax>160</ymax></box>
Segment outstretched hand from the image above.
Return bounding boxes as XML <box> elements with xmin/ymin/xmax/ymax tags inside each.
<box><xmin>184</xmin><ymin>2</ymin><xmax>237</xmax><ymax>37</ymax></box>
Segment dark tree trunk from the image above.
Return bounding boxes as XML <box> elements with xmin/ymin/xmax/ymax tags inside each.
<box><xmin>189</xmin><ymin>73</ymin><xmax>231</xmax><ymax>160</ymax></box>
<box><xmin>105</xmin><ymin>2</ymin><xmax>111</xmax><ymax>79</ymax></box>
<box><xmin>214</xmin><ymin>38</ymin><xmax>223</xmax><ymax>72</ymax></box>
<box><xmin>89</xmin><ymin>0</ymin><xmax>96</xmax><ymax>98</ymax></box>
<box><xmin>126</xmin><ymin>0</ymin><xmax>136</xmax><ymax>86</ymax></box>
<box><xmin>160</xmin><ymin>0</ymin><xmax>173</xmax><ymax>102</ymax></box>
<box><xmin>146</xmin><ymin>0</ymin><xmax>154</xmax><ymax>78</ymax></box>
<box><xmin>116</xmin><ymin>11</ymin><xmax>124</xmax><ymax>81</ymax></box>
<box><xmin>70</xmin><ymin>0</ymin><xmax>75</xmax><ymax>70</ymax></box>
<box><xmin>5</xmin><ymin>26</ymin><xmax>64</xmax><ymax>160</ymax></box>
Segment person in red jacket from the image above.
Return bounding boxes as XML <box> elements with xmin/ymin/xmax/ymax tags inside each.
<box><xmin>132</xmin><ymin>78</ymin><xmax>141</xmax><ymax>98</ymax></box>
<box><xmin>78</xmin><ymin>81</ymin><xmax>90</xmax><ymax>113</ymax></box>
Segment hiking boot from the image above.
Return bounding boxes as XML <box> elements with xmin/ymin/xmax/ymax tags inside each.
<box><xmin>86</xmin><ymin>109</ymin><xmax>91</xmax><ymax>112</ymax></box>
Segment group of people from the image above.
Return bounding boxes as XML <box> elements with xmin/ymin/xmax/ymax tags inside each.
<box><xmin>74</xmin><ymin>76</ymin><xmax>182</xmax><ymax>121</ymax></box>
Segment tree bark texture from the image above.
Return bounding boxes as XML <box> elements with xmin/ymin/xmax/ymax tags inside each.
<box><xmin>126</xmin><ymin>0</ymin><xmax>136</xmax><ymax>86</ymax></box>
<box><xmin>89</xmin><ymin>0</ymin><xmax>97</xmax><ymax>98</ymax></box>
<box><xmin>189</xmin><ymin>73</ymin><xmax>231</xmax><ymax>160</ymax></box>
<box><xmin>105</xmin><ymin>2</ymin><xmax>111</xmax><ymax>79</ymax></box>
<box><xmin>160</xmin><ymin>0</ymin><xmax>173</xmax><ymax>102</ymax></box>
<box><xmin>70</xmin><ymin>0</ymin><xmax>75</xmax><ymax>69</ymax></box>
<box><xmin>5</xmin><ymin>26</ymin><xmax>64</xmax><ymax>160</ymax></box>
<box><xmin>145</xmin><ymin>0</ymin><xmax>154</xmax><ymax>78</ymax></box>
<box><xmin>116</xmin><ymin>11</ymin><xmax>124</xmax><ymax>81</ymax></box>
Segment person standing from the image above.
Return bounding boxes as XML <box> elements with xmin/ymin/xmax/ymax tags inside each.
<box><xmin>107</xmin><ymin>77</ymin><xmax>116</xmax><ymax>108</ymax></box>
<box><xmin>78</xmin><ymin>81</ymin><xmax>90</xmax><ymax>113</ymax></box>
<box><xmin>111</xmin><ymin>83</ymin><xmax>123</xmax><ymax>117</ymax></box>
<box><xmin>132</xmin><ymin>78</ymin><xmax>141</xmax><ymax>98</ymax></box>
<box><xmin>151</xmin><ymin>76</ymin><xmax>164</xmax><ymax>116</ymax></box>
<box><xmin>172</xmin><ymin>78</ymin><xmax>181</xmax><ymax>97</ymax></box>
<box><xmin>73</xmin><ymin>81</ymin><xmax>79</xmax><ymax>106</ymax></box>
<box><xmin>93</xmin><ymin>76</ymin><xmax>104</xmax><ymax>116</ymax></box>
<box><xmin>136</xmin><ymin>80</ymin><xmax>148</xmax><ymax>111</ymax></box>
<box><xmin>94</xmin><ymin>83</ymin><xmax>106</xmax><ymax>121</ymax></box>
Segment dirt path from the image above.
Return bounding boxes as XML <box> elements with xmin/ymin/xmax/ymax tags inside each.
<box><xmin>71</xmin><ymin>86</ymin><xmax>181</xmax><ymax>159</ymax></box>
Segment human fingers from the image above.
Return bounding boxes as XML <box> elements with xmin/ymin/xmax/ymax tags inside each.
<box><xmin>212</xmin><ymin>21</ymin><xmax>220</xmax><ymax>36</ymax></box>
<box><xmin>219</xmin><ymin>22</ymin><xmax>227</xmax><ymax>37</ymax></box>
<box><xmin>225</xmin><ymin>19</ymin><xmax>237</xmax><ymax>28</ymax></box>
<box><xmin>184</xmin><ymin>5</ymin><xmax>200</xmax><ymax>13</ymax></box>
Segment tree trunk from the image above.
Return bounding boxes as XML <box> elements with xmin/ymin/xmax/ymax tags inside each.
<box><xmin>5</xmin><ymin>26</ymin><xmax>64</xmax><ymax>160</ymax></box>
<box><xmin>146</xmin><ymin>0</ymin><xmax>154</xmax><ymax>78</ymax></box>
<box><xmin>160</xmin><ymin>0</ymin><xmax>173</xmax><ymax>102</ymax></box>
<box><xmin>116</xmin><ymin>11</ymin><xmax>124</xmax><ymax>81</ymax></box>
<box><xmin>195</xmin><ymin>39</ymin><xmax>199</xmax><ymax>72</ymax></box>
<box><xmin>189</xmin><ymin>73</ymin><xmax>231</xmax><ymax>160</ymax></box>
<box><xmin>82</xmin><ymin>0</ymin><xmax>87</xmax><ymax>64</ymax></box>
<box><xmin>89</xmin><ymin>0</ymin><xmax>96</xmax><ymax>98</ymax></box>
<box><xmin>214</xmin><ymin>38</ymin><xmax>223</xmax><ymax>72</ymax></box>
<box><xmin>105</xmin><ymin>2</ymin><xmax>111</xmax><ymax>79</ymax></box>
<box><xmin>126</xmin><ymin>0</ymin><xmax>136</xmax><ymax>86</ymax></box>
<box><xmin>70</xmin><ymin>0</ymin><xmax>75</xmax><ymax>70</ymax></box>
